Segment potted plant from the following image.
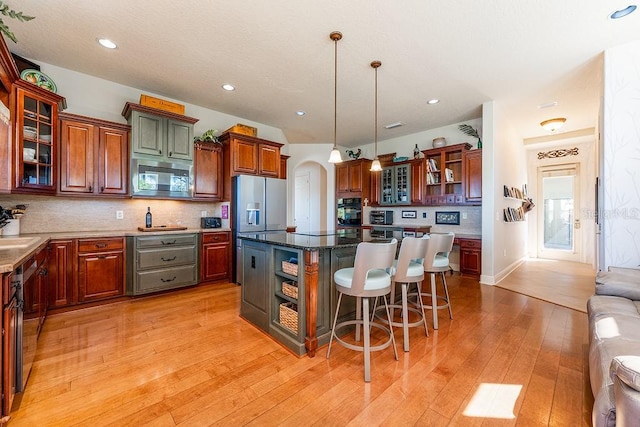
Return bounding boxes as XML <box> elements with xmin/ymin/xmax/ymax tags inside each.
<box><xmin>458</xmin><ymin>124</ymin><xmax>482</xmax><ymax>149</ymax></box>
<box><xmin>195</xmin><ymin>129</ymin><xmax>220</xmax><ymax>144</ymax></box>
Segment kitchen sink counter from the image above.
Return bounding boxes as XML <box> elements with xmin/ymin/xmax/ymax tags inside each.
<box><xmin>0</xmin><ymin>228</ymin><xmax>231</xmax><ymax>273</ymax></box>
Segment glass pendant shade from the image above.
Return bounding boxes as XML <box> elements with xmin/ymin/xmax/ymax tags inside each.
<box><xmin>329</xmin><ymin>146</ymin><xmax>342</xmax><ymax>163</ymax></box>
<box><xmin>370</xmin><ymin>158</ymin><xmax>382</xmax><ymax>171</ymax></box>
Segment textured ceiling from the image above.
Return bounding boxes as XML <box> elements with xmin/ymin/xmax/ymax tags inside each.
<box><xmin>7</xmin><ymin>0</ymin><xmax>639</xmax><ymax>147</ymax></box>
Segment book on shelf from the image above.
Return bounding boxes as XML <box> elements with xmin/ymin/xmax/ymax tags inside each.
<box><xmin>445</xmin><ymin>168</ymin><xmax>454</xmax><ymax>182</ymax></box>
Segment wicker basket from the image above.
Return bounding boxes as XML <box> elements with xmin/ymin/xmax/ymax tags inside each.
<box><xmin>282</xmin><ymin>281</ymin><xmax>298</xmax><ymax>299</ymax></box>
<box><xmin>279</xmin><ymin>302</ymin><xmax>298</xmax><ymax>333</ymax></box>
<box><xmin>282</xmin><ymin>261</ymin><xmax>298</xmax><ymax>276</ymax></box>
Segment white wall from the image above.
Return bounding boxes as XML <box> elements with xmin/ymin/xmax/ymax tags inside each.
<box><xmin>293</xmin><ymin>161</ymin><xmax>326</xmax><ymax>231</ymax></box>
<box><xmin>602</xmin><ymin>40</ymin><xmax>640</xmax><ymax>269</ymax></box>
<box><xmin>37</xmin><ymin>62</ymin><xmax>289</xmax><ymax>146</ymax></box>
<box><xmin>481</xmin><ymin>101</ymin><xmax>529</xmax><ymax>284</ymax></box>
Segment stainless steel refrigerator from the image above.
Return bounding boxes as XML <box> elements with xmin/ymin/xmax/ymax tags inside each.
<box><xmin>232</xmin><ymin>175</ymin><xmax>287</xmax><ymax>284</ymax></box>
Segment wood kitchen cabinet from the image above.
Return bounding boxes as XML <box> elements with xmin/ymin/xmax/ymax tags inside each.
<box><xmin>220</xmin><ymin>132</ymin><xmax>284</xmax><ymax>200</ymax></box>
<box><xmin>280</xmin><ymin>154</ymin><xmax>290</xmax><ymax>179</ymax></box>
<box><xmin>122</xmin><ymin>102</ymin><xmax>198</xmax><ymax>162</ymax></box>
<box><xmin>77</xmin><ymin>237</ymin><xmax>125</xmax><ymax>302</ymax></box>
<box><xmin>6</xmin><ymin>80</ymin><xmax>66</xmax><ymax>195</ymax></box>
<box><xmin>459</xmin><ymin>238</ymin><xmax>481</xmax><ymax>277</ymax></box>
<box><xmin>464</xmin><ymin>148</ymin><xmax>482</xmax><ymax>204</ymax></box>
<box><xmin>423</xmin><ymin>143</ymin><xmax>472</xmax><ymax>206</ymax></box>
<box><xmin>59</xmin><ymin>113</ymin><xmax>129</xmax><ymax>196</ymax></box>
<box><xmin>335</xmin><ymin>158</ymin><xmax>371</xmax><ymax>197</ymax></box>
<box><xmin>200</xmin><ymin>231</ymin><xmax>231</xmax><ymax>282</ymax></box>
<box><xmin>48</xmin><ymin>239</ymin><xmax>76</xmax><ymax>308</ymax></box>
<box><xmin>193</xmin><ymin>140</ymin><xmax>224</xmax><ymax>200</ymax></box>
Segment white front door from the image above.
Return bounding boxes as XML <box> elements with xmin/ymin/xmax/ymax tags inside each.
<box><xmin>537</xmin><ymin>164</ymin><xmax>581</xmax><ymax>261</ymax></box>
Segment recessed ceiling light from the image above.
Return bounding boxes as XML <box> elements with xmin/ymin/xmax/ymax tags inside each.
<box><xmin>538</xmin><ymin>101</ymin><xmax>558</xmax><ymax>109</ymax></box>
<box><xmin>97</xmin><ymin>38</ymin><xmax>117</xmax><ymax>49</ymax></box>
<box><xmin>427</xmin><ymin>99</ymin><xmax>440</xmax><ymax>105</ymax></box>
<box><xmin>295</xmin><ymin>111</ymin><xmax>305</xmax><ymax>116</ymax></box>
<box><xmin>384</xmin><ymin>122</ymin><xmax>404</xmax><ymax>129</ymax></box>
<box><xmin>609</xmin><ymin>5</ymin><xmax>637</xmax><ymax>19</ymax></box>
<box><xmin>222</xmin><ymin>84</ymin><xmax>235</xmax><ymax>91</ymax></box>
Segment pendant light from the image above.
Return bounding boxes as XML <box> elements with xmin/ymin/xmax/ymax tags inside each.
<box><xmin>370</xmin><ymin>60</ymin><xmax>382</xmax><ymax>172</ymax></box>
<box><xmin>328</xmin><ymin>31</ymin><xmax>343</xmax><ymax>163</ymax></box>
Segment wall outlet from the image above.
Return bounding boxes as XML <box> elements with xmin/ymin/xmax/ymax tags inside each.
<box><xmin>116</xmin><ymin>210</ymin><xmax>124</xmax><ymax>220</ymax></box>
<box><xmin>462</xmin><ymin>212</ymin><xmax>468</xmax><ymax>220</ymax></box>
<box><xmin>422</xmin><ymin>212</ymin><xmax>427</xmax><ymax>218</ymax></box>
<box><xmin>201</xmin><ymin>210</ymin><xmax>208</xmax><ymax>217</ymax></box>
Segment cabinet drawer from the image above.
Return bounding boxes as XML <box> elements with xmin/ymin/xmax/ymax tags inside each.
<box><xmin>137</xmin><ymin>246</ymin><xmax>196</xmax><ymax>269</ymax></box>
<box><xmin>459</xmin><ymin>239</ymin><xmax>481</xmax><ymax>249</ymax></box>
<box><xmin>134</xmin><ymin>265</ymin><xmax>197</xmax><ymax>294</ymax></box>
<box><xmin>78</xmin><ymin>237</ymin><xmax>124</xmax><ymax>253</ymax></box>
<box><xmin>136</xmin><ymin>233</ymin><xmax>197</xmax><ymax>248</ymax></box>
<box><xmin>202</xmin><ymin>232</ymin><xmax>230</xmax><ymax>244</ymax></box>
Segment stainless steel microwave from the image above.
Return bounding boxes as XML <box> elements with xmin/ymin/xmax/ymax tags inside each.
<box><xmin>131</xmin><ymin>159</ymin><xmax>193</xmax><ymax>199</ymax></box>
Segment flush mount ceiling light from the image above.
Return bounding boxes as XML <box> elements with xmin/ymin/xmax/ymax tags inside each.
<box><xmin>295</xmin><ymin>110</ymin><xmax>306</xmax><ymax>116</ymax></box>
<box><xmin>97</xmin><ymin>38</ymin><xmax>117</xmax><ymax>49</ymax></box>
<box><xmin>609</xmin><ymin>5</ymin><xmax>637</xmax><ymax>19</ymax></box>
<box><xmin>221</xmin><ymin>84</ymin><xmax>235</xmax><ymax>91</ymax></box>
<box><xmin>540</xmin><ymin>117</ymin><xmax>566</xmax><ymax>132</ymax></box>
<box><xmin>370</xmin><ymin>61</ymin><xmax>383</xmax><ymax>172</ymax></box>
<box><xmin>427</xmin><ymin>99</ymin><xmax>440</xmax><ymax>105</ymax></box>
<box><xmin>328</xmin><ymin>31</ymin><xmax>343</xmax><ymax>164</ymax></box>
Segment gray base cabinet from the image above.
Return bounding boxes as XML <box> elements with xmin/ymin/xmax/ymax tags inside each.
<box><xmin>241</xmin><ymin>241</ymin><xmax>270</xmax><ymax>331</ymax></box>
<box><xmin>127</xmin><ymin>233</ymin><xmax>198</xmax><ymax>295</ymax></box>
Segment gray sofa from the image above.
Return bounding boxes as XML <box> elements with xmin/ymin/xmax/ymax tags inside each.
<box><xmin>588</xmin><ymin>267</ymin><xmax>640</xmax><ymax>427</ymax></box>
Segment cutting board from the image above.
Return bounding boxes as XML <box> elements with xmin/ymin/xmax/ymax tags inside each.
<box><xmin>137</xmin><ymin>226</ymin><xmax>188</xmax><ymax>232</ymax></box>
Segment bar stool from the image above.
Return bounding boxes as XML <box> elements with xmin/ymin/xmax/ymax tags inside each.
<box><xmin>327</xmin><ymin>239</ymin><xmax>398</xmax><ymax>382</ymax></box>
<box><xmin>420</xmin><ymin>232</ymin><xmax>455</xmax><ymax>330</ymax></box>
<box><xmin>375</xmin><ymin>236</ymin><xmax>430</xmax><ymax>352</ymax></box>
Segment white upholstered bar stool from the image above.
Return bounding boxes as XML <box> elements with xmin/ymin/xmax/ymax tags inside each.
<box><xmin>326</xmin><ymin>239</ymin><xmax>398</xmax><ymax>382</ymax></box>
<box><xmin>377</xmin><ymin>236</ymin><xmax>430</xmax><ymax>352</ymax></box>
<box><xmin>420</xmin><ymin>232</ymin><xmax>455</xmax><ymax>330</ymax></box>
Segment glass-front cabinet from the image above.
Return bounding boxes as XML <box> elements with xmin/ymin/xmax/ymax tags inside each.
<box><xmin>380</xmin><ymin>163</ymin><xmax>411</xmax><ymax>205</ymax></box>
<box><xmin>12</xmin><ymin>81</ymin><xmax>65</xmax><ymax>194</ymax></box>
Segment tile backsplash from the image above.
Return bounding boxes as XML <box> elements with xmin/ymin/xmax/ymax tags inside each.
<box><xmin>0</xmin><ymin>195</ymin><xmax>229</xmax><ymax>234</ymax></box>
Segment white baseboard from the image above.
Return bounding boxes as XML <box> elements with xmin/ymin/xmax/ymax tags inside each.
<box><xmin>479</xmin><ymin>257</ymin><xmax>527</xmax><ymax>286</ymax></box>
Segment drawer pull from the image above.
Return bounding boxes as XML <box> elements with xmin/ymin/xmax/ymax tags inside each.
<box><xmin>161</xmin><ymin>256</ymin><xmax>177</xmax><ymax>262</ymax></box>
<box><xmin>160</xmin><ymin>276</ymin><xmax>177</xmax><ymax>283</ymax></box>
<box><xmin>96</xmin><ymin>243</ymin><xmax>108</xmax><ymax>249</ymax></box>
<box><xmin>161</xmin><ymin>240</ymin><xmax>177</xmax><ymax>246</ymax></box>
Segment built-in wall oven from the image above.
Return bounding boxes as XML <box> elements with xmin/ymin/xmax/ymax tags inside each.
<box><xmin>337</xmin><ymin>197</ymin><xmax>362</xmax><ymax>226</ymax></box>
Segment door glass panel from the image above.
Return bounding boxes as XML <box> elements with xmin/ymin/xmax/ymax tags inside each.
<box><xmin>542</xmin><ymin>174</ymin><xmax>574</xmax><ymax>250</ymax></box>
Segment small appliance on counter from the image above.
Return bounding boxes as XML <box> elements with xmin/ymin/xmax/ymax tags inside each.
<box><xmin>201</xmin><ymin>217</ymin><xmax>222</xmax><ymax>228</ymax></box>
<box><xmin>370</xmin><ymin>210</ymin><xmax>394</xmax><ymax>225</ymax></box>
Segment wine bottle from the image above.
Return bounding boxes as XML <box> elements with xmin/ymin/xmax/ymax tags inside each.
<box><xmin>413</xmin><ymin>144</ymin><xmax>420</xmax><ymax>159</ymax></box>
<box><xmin>145</xmin><ymin>207</ymin><xmax>152</xmax><ymax>228</ymax></box>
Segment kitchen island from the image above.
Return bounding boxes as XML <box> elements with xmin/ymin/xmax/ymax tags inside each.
<box><xmin>239</xmin><ymin>228</ymin><xmax>399</xmax><ymax>357</ymax></box>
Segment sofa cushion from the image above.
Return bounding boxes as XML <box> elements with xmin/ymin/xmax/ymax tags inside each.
<box><xmin>611</xmin><ymin>356</ymin><xmax>640</xmax><ymax>392</ymax></box>
<box><xmin>596</xmin><ymin>271</ymin><xmax>640</xmax><ymax>300</ymax></box>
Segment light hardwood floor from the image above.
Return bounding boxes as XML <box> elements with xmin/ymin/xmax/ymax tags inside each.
<box><xmin>9</xmin><ymin>271</ymin><xmax>593</xmax><ymax>426</ymax></box>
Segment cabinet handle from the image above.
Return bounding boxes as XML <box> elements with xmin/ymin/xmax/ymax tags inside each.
<box><xmin>160</xmin><ymin>276</ymin><xmax>177</xmax><ymax>283</ymax></box>
<box><xmin>159</xmin><ymin>149</ymin><xmax>162</xmax><ymax>155</ymax></box>
<box><xmin>161</xmin><ymin>240</ymin><xmax>177</xmax><ymax>245</ymax></box>
<box><xmin>97</xmin><ymin>255</ymin><xmax>107</xmax><ymax>259</ymax></box>
<box><xmin>96</xmin><ymin>243</ymin><xmax>108</xmax><ymax>249</ymax></box>
<box><xmin>169</xmin><ymin>151</ymin><xmax>173</xmax><ymax>157</ymax></box>
<box><xmin>161</xmin><ymin>256</ymin><xmax>177</xmax><ymax>262</ymax></box>
<box><xmin>100</xmin><ymin>186</ymin><xmax>104</xmax><ymax>193</ymax></box>
<box><xmin>39</xmin><ymin>268</ymin><xmax>48</xmax><ymax>276</ymax></box>
<box><xmin>89</xmin><ymin>185</ymin><xmax>93</xmax><ymax>192</ymax></box>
